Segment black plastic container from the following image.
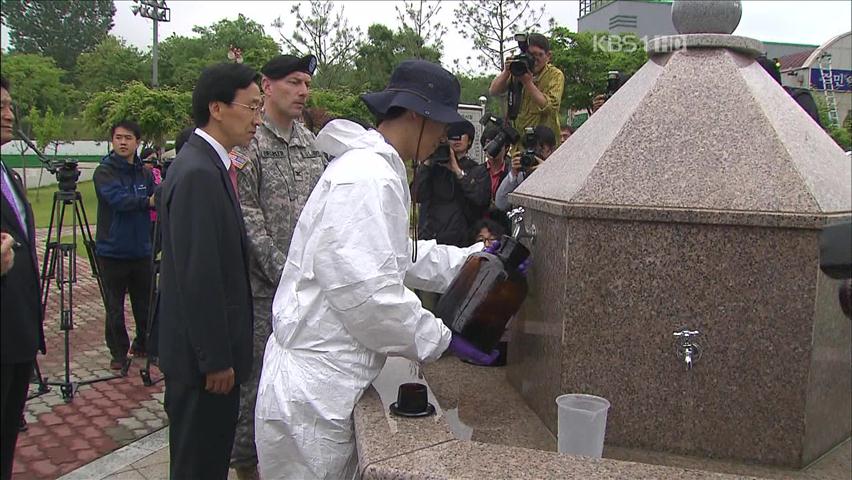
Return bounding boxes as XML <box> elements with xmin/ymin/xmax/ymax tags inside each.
<box><xmin>389</xmin><ymin>382</ymin><xmax>435</xmax><ymax>417</ymax></box>
<box><xmin>435</xmin><ymin>235</ymin><xmax>529</xmax><ymax>353</ymax></box>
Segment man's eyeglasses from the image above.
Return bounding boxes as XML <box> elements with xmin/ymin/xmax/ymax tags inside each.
<box><xmin>230</xmin><ymin>102</ymin><xmax>263</xmax><ymax>116</ymax></box>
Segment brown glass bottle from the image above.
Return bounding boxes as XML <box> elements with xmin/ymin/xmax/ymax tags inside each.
<box><xmin>435</xmin><ymin>235</ymin><xmax>529</xmax><ymax>353</ymax></box>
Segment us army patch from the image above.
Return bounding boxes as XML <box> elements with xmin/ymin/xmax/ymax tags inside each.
<box><xmin>229</xmin><ymin>150</ymin><xmax>250</xmax><ymax>170</ymax></box>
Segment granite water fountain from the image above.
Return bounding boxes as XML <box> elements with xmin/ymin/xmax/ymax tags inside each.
<box><xmin>353</xmin><ymin>1</ymin><xmax>851</xmax><ymax>478</ymax></box>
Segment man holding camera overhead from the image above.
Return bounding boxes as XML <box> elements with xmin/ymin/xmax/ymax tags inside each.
<box><xmin>489</xmin><ymin>33</ymin><xmax>564</xmax><ymax>150</ymax></box>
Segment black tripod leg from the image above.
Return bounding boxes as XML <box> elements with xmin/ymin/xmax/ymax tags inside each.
<box><xmin>39</xmin><ymin>194</ymin><xmax>61</xmax><ymax>323</ymax></box>
<box><xmin>27</xmin><ymin>359</ymin><xmax>51</xmax><ymax>400</ymax></box>
<box><xmin>141</xmin><ymin>218</ymin><xmax>162</xmax><ymax>387</ymax></box>
<box><xmin>75</xmin><ymin>194</ymin><xmax>108</xmax><ymax>306</ymax></box>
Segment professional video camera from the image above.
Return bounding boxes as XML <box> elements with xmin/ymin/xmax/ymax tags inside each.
<box><xmin>52</xmin><ymin>159</ymin><xmax>82</xmax><ymax>192</ymax></box>
<box><xmin>480</xmin><ymin>113</ymin><xmax>520</xmax><ymax>158</ymax></box>
<box><xmin>508</xmin><ymin>33</ymin><xmax>535</xmax><ymax>77</ymax></box>
<box><xmin>505</xmin><ymin>33</ymin><xmax>535</xmax><ymax>120</ymax></box>
<box><xmin>520</xmin><ymin>127</ymin><xmax>538</xmax><ymax>172</ymax></box>
<box><xmin>16</xmin><ymin>131</ymin><xmax>81</xmax><ymax>192</ymax></box>
<box><xmin>605</xmin><ymin>71</ymin><xmax>623</xmax><ymax>99</ymax></box>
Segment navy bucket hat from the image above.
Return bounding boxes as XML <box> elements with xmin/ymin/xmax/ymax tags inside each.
<box><xmin>361</xmin><ymin>59</ymin><xmax>465</xmax><ymax>125</ymax></box>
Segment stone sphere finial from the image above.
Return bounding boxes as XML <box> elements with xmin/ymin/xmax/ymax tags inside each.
<box><xmin>672</xmin><ymin>0</ymin><xmax>742</xmax><ymax>35</ymax></box>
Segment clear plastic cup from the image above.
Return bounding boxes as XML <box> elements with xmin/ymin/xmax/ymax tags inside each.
<box><xmin>555</xmin><ymin>393</ymin><xmax>611</xmax><ymax>457</ymax></box>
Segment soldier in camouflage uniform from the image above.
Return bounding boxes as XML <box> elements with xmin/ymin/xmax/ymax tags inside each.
<box><xmin>230</xmin><ymin>54</ymin><xmax>325</xmax><ymax>480</ymax></box>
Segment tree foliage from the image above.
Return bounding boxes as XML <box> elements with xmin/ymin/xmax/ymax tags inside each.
<box><xmin>456</xmin><ymin>73</ymin><xmax>503</xmax><ymax>115</ymax></box>
<box><xmin>272</xmin><ymin>1</ymin><xmax>362</xmax><ymax>87</ymax></box>
<box><xmin>353</xmin><ymin>24</ymin><xmax>440</xmax><ymax>92</ymax></box>
<box><xmin>83</xmin><ymin>82</ymin><xmax>192</xmax><ymax>148</ymax></box>
<box><xmin>307</xmin><ymin>89</ymin><xmax>373</xmax><ymax>126</ymax></box>
<box><xmin>452</xmin><ymin>0</ymin><xmax>546</xmax><ymax>72</ymax></box>
<box><xmin>1</xmin><ymin>53</ymin><xmax>71</xmax><ymax>119</ymax></box>
<box><xmin>1</xmin><ymin>0</ymin><xmax>116</xmax><ymax>70</ymax></box>
<box><xmin>395</xmin><ymin>0</ymin><xmax>447</xmax><ymax>55</ymax></box>
<box><xmin>814</xmin><ymin>96</ymin><xmax>852</xmax><ymax>150</ymax></box>
<box><xmin>156</xmin><ymin>35</ymin><xmax>213</xmax><ymax>92</ymax></box>
<box><xmin>549</xmin><ymin>28</ymin><xmax>647</xmax><ymax>112</ymax></box>
<box><xmin>28</xmin><ymin>106</ymin><xmax>66</xmax><ymax>155</ymax></box>
<box><xmin>158</xmin><ymin>15</ymin><xmax>280</xmax><ymax>91</ymax></box>
<box><xmin>75</xmin><ymin>35</ymin><xmax>147</xmax><ymax>93</ymax></box>
<box><xmin>191</xmin><ymin>14</ymin><xmax>281</xmax><ymax>70</ymax></box>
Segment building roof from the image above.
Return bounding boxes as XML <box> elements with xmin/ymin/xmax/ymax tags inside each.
<box><xmin>800</xmin><ymin>31</ymin><xmax>852</xmax><ymax>70</ymax></box>
<box><xmin>762</xmin><ymin>41</ymin><xmax>819</xmax><ymax>49</ymax></box>
<box><xmin>779</xmin><ymin>49</ymin><xmax>816</xmax><ymax>71</ymax></box>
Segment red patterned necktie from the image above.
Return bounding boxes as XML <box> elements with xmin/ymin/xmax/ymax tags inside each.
<box><xmin>228</xmin><ymin>163</ymin><xmax>239</xmax><ymax>201</ymax></box>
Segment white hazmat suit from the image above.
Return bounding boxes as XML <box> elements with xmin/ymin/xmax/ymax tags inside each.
<box><xmin>255</xmin><ymin>119</ymin><xmax>483</xmax><ymax>479</ymax></box>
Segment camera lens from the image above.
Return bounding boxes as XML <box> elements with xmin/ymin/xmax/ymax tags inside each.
<box><xmin>484</xmin><ymin>133</ymin><xmax>507</xmax><ymax>158</ymax></box>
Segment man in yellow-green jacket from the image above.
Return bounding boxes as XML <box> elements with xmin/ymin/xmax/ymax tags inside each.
<box><xmin>489</xmin><ymin>32</ymin><xmax>565</xmax><ymax>150</ymax></box>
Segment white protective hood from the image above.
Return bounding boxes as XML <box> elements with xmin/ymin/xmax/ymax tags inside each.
<box><xmin>255</xmin><ymin>119</ymin><xmax>482</xmax><ymax>480</ymax></box>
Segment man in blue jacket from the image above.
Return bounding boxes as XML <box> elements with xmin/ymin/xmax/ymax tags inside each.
<box><xmin>93</xmin><ymin>120</ymin><xmax>155</xmax><ymax>370</ymax></box>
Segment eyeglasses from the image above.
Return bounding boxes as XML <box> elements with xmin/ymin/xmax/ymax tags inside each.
<box><xmin>230</xmin><ymin>101</ymin><xmax>263</xmax><ymax>116</ymax></box>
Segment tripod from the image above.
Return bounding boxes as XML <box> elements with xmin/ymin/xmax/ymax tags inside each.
<box><xmin>33</xmin><ymin>187</ymin><xmax>129</xmax><ymax>402</ymax></box>
<box><xmin>140</xmin><ymin>214</ymin><xmax>163</xmax><ymax>387</ymax></box>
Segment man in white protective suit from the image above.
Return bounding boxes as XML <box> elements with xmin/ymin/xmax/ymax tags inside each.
<box><xmin>254</xmin><ymin>59</ymin><xmax>502</xmax><ymax>479</ymax></box>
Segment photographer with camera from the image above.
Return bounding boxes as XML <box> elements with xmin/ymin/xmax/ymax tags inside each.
<box><xmin>591</xmin><ymin>71</ymin><xmax>631</xmax><ymax>115</ymax></box>
<box><xmin>480</xmin><ymin>122</ymin><xmax>511</xmax><ymax>203</ymax></box>
<box><xmin>494</xmin><ymin>125</ymin><xmax>556</xmax><ymax>212</ymax></box>
<box><xmin>489</xmin><ymin>33</ymin><xmax>564</xmax><ymax>150</ymax></box>
<box><xmin>415</xmin><ymin>119</ymin><xmax>490</xmax><ymax>248</ymax></box>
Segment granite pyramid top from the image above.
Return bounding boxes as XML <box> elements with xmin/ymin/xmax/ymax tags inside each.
<box><xmin>514</xmin><ymin>40</ymin><xmax>851</xmax><ymax>220</ymax></box>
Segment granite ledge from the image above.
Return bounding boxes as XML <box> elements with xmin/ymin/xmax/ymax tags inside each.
<box><xmin>355</xmin><ymin>385</ymin><xmax>455</xmax><ymax>476</ymax></box>
<box><xmin>508</xmin><ymin>193</ymin><xmax>849</xmax><ymax>229</ymax></box>
<box><xmin>354</xmin><ymin>357</ymin><xmax>752</xmax><ymax>480</ymax></box>
<box><xmin>647</xmin><ymin>34</ymin><xmax>764</xmax><ymax>57</ymax></box>
<box><xmin>362</xmin><ymin>439</ymin><xmax>755</xmax><ymax>480</ymax></box>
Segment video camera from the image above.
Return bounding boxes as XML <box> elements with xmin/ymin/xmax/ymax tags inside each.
<box><xmin>520</xmin><ymin>127</ymin><xmax>538</xmax><ymax>172</ymax></box>
<box><xmin>16</xmin><ymin>129</ymin><xmax>81</xmax><ymax>193</ymax></box>
<box><xmin>52</xmin><ymin>159</ymin><xmax>82</xmax><ymax>193</ymax></box>
<box><xmin>605</xmin><ymin>71</ymin><xmax>623</xmax><ymax>99</ymax></box>
<box><xmin>508</xmin><ymin>33</ymin><xmax>535</xmax><ymax>77</ymax></box>
<box><xmin>505</xmin><ymin>33</ymin><xmax>536</xmax><ymax>120</ymax></box>
<box><xmin>480</xmin><ymin>113</ymin><xmax>520</xmax><ymax>159</ymax></box>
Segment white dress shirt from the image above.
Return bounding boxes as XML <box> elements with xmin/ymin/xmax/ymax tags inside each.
<box><xmin>194</xmin><ymin>128</ymin><xmax>232</xmax><ymax>170</ymax></box>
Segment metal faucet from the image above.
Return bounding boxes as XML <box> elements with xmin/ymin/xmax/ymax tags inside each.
<box><xmin>673</xmin><ymin>329</ymin><xmax>701</xmax><ymax>370</ymax></box>
<box><xmin>507</xmin><ymin>207</ymin><xmax>536</xmax><ymax>243</ymax></box>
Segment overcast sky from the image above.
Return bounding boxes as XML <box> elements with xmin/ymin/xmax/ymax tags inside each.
<box><xmin>2</xmin><ymin>1</ymin><xmax>851</xmax><ymax>75</ymax></box>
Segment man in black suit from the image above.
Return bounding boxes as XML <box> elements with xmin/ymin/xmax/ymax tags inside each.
<box><xmin>157</xmin><ymin>63</ymin><xmax>260</xmax><ymax>479</ymax></box>
<box><xmin>0</xmin><ymin>75</ymin><xmax>45</xmax><ymax>480</ymax></box>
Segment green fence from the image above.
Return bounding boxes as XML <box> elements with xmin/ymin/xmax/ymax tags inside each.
<box><xmin>0</xmin><ymin>155</ymin><xmax>105</xmax><ymax>168</ymax></box>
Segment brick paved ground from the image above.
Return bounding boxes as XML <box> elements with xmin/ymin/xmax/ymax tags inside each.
<box><xmin>12</xmin><ymin>228</ymin><xmax>167</xmax><ymax>480</ymax></box>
